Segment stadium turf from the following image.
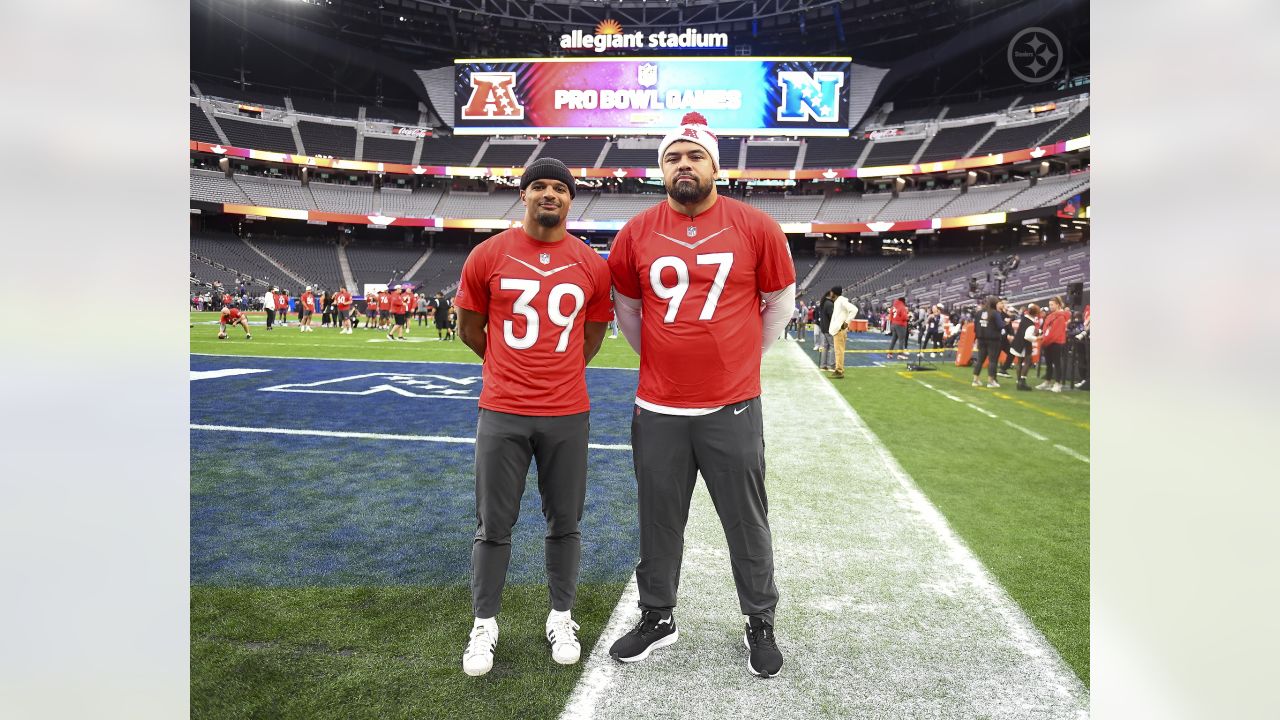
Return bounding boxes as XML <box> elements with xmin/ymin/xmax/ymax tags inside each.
<box><xmin>190</xmin><ymin>316</ymin><xmax>1088</xmax><ymax>717</ymax></box>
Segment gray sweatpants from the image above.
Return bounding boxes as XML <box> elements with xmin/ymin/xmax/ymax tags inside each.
<box><xmin>631</xmin><ymin>397</ymin><xmax>780</xmax><ymax>624</ymax></box>
<box><xmin>471</xmin><ymin>408</ymin><xmax>589</xmax><ymax>618</ymax></box>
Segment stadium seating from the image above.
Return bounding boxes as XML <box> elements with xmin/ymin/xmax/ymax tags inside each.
<box><xmin>363</xmin><ymin>103</ymin><xmax>423</xmax><ymax>126</ymax></box>
<box><xmin>1042</xmin><ymin>106</ymin><xmax>1090</xmax><ymax>144</ymax></box>
<box><xmin>191</xmin><ymin>104</ymin><xmax>223</xmax><ymax>144</ymax></box>
<box><xmin>537</xmin><ymin>138</ymin><xmax>607</xmax><ymax>167</ymax></box>
<box><xmin>970</xmin><ymin>120</ymin><xmax>1059</xmax><ymax>155</ymax></box>
<box><xmin>250</xmin><ymin>238</ymin><xmax>345</xmax><ymax>291</ymax></box>
<box><xmin>420</xmin><ymin>136</ymin><xmax>486</xmax><ymax>165</ymax></box>
<box><xmin>935</xmin><ymin>182</ymin><xmax>1027</xmax><ymax>217</ymax></box>
<box><xmin>345</xmin><ymin>243</ymin><xmax>430</xmax><ymax>289</ymax></box>
<box><xmin>199</xmin><ymin>81</ymin><xmax>285</xmax><ymax>109</ymax></box>
<box><xmin>743</xmin><ymin>194</ymin><xmax>825</xmax><ymax>222</ymax></box>
<box><xmin>410</xmin><ymin>246</ymin><xmax>471</xmax><ymax>292</ymax></box>
<box><xmin>862</xmin><ymin>139</ymin><xmax>924</xmax><ymax>166</ymax></box>
<box><xmin>234</xmin><ymin>175</ymin><xmax>313</xmax><ymax>210</ymax></box>
<box><xmin>362</xmin><ymin>135</ymin><xmax>417</xmax><ymax>164</ymax></box>
<box><xmin>191</xmin><ymin>234</ymin><xmax>294</xmax><ymax>287</ymax></box>
<box><xmin>1001</xmin><ymin>171</ymin><xmax>1090</xmax><ymax>212</ymax></box>
<box><xmin>432</xmin><ymin>190</ymin><xmax>519</xmax><ymax>219</ymax></box>
<box><xmin>376</xmin><ymin>187</ymin><xmax>445</xmax><ymax>217</ymax></box>
<box><xmin>916</xmin><ymin>123</ymin><xmax>994</xmax><ymax>163</ymax></box>
<box><xmin>875</xmin><ymin>189</ymin><xmax>963</xmax><ymax>222</ymax></box>
<box><xmin>883</xmin><ymin>104</ymin><xmax>942</xmax><ymax>124</ymax></box>
<box><xmin>289</xmin><ymin>95</ymin><xmax>361</xmax><ymax>120</ymax></box>
<box><xmin>801</xmin><ymin>137</ymin><xmax>868</xmax><ymax>169</ymax></box>
<box><xmin>814</xmin><ymin>191</ymin><xmax>893</xmax><ymax>223</ymax></box>
<box><xmin>743</xmin><ymin>143</ymin><xmax>800</xmax><ymax>169</ymax></box>
<box><xmin>603</xmin><ymin>144</ymin><xmax>659</xmax><ymax>167</ymax></box>
<box><xmin>477</xmin><ymin>142</ymin><xmax>538</xmax><ymax>167</ymax></box>
<box><xmin>942</xmin><ymin>96</ymin><xmax>1015</xmax><ymax>118</ymax></box>
<box><xmin>718</xmin><ymin>138</ymin><xmax>743</xmax><ymax>169</ymax></box>
<box><xmin>191</xmin><ymin>169</ymin><xmax>251</xmax><ymax>204</ymax></box>
<box><xmin>215</xmin><ymin>116</ymin><xmax>299</xmax><ymax>154</ymax></box>
<box><xmin>309</xmin><ymin>181</ymin><xmax>375</xmax><ymax>214</ymax></box>
<box><xmin>297</xmin><ymin>121</ymin><xmax>357</xmax><ymax>158</ymax></box>
<box><xmin>805</xmin><ymin>255</ymin><xmax>907</xmax><ymax>295</ymax></box>
<box><xmin>577</xmin><ymin>193</ymin><xmax>664</xmax><ymax>221</ymax></box>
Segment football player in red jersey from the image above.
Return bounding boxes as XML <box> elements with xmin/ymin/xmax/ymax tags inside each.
<box><xmin>605</xmin><ymin>113</ymin><xmax>795</xmax><ymax>678</ymax></box>
<box><xmin>218</xmin><ymin>304</ymin><xmax>251</xmax><ymax>339</ymax></box>
<box><xmin>453</xmin><ymin>157</ymin><xmax>612</xmax><ymax>677</ymax></box>
<box><xmin>387</xmin><ymin>286</ymin><xmax>408</xmax><ymax>341</ymax></box>
<box><xmin>334</xmin><ymin>287</ymin><xmax>353</xmax><ymax>333</ymax></box>
<box><xmin>299</xmin><ymin>286</ymin><xmax>316</xmax><ymax>332</ymax></box>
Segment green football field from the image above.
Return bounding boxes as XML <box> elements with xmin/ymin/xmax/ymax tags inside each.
<box><xmin>191</xmin><ymin>312</ymin><xmax>1088</xmax><ymax>718</ymax></box>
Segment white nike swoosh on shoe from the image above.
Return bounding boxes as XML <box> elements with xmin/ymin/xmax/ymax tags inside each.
<box><xmin>505</xmin><ymin>255</ymin><xmax>581</xmax><ymax>277</ymax></box>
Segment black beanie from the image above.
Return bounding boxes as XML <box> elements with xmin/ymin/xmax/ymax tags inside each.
<box><xmin>830</xmin><ymin>285</ymin><xmax>843</xmax><ymax>297</ymax></box>
<box><xmin>519</xmin><ymin>157</ymin><xmax>576</xmax><ymax>198</ymax></box>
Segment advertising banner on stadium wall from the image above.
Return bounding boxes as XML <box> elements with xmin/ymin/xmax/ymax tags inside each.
<box><xmin>453</xmin><ymin>57</ymin><xmax>852</xmax><ymax>136</ymax></box>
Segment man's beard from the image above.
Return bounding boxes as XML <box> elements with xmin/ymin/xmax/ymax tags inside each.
<box><xmin>665</xmin><ymin>174</ymin><xmax>712</xmax><ymax>205</ymax></box>
<box><xmin>534</xmin><ymin>208</ymin><xmax>561</xmax><ymax>228</ymax></box>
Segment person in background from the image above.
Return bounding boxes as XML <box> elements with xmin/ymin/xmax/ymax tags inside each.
<box><xmin>817</xmin><ymin>288</ymin><xmax>836</xmax><ymax>371</ymax></box>
<box><xmin>1037</xmin><ymin>296</ymin><xmax>1070</xmax><ymax>392</ymax></box>
<box><xmin>971</xmin><ymin>295</ymin><xmax>1005</xmax><ymax>388</ymax></box>
<box><xmin>416</xmin><ymin>293</ymin><xmax>430</xmax><ymax>327</ymax></box>
<box><xmin>1009</xmin><ymin>303</ymin><xmax>1041</xmax><ymax>391</ymax></box>
<box><xmin>433</xmin><ymin>291</ymin><xmax>452</xmax><ymax>340</ymax></box>
<box><xmin>334</xmin><ymin>286</ymin><xmax>354</xmax><ymax>334</ymax></box>
<box><xmin>263</xmin><ymin>287</ymin><xmax>277</xmax><ymax>330</ymax></box>
<box><xmin>218</xmin><ymin>304</ymin><xmax>252</xmax><ymax>340</ymax></box>
<box><xmin>887</xmin><ymin>297</ymin><xmax>910</xmax><ymax>360</ymax></box>
<box><xmin>387</xmin><ymin>286</ymin><xmax>409</xmax><ymax>341</ymax></box>
<box><xmin>299</xmin><ymin>286</ymin><xmax>316</xmax><ymax>332</ymax></box>
<box><xmin>828</xmin><ymin>286</ymin><xmax>857</xmax><ymax>380</ymax></box>
<box><xmin>1073</xmin><ymin>305</ymin><xmax>1090</xmax><ymax>391</ymax></box>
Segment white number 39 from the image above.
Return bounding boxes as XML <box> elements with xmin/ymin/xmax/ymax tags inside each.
<box><xmin>499</xmin><ymin>278</ymin><xmax>585</xmax><ymax>352</ymax></box>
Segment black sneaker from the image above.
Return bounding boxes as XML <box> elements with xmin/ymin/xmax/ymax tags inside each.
<box><xmin>743</xmin><ymin>617</ymin><xmax>783</xmax><ymax>678</ymax></box>
<box><xmin>609</xmin><ymin>610</ymin><xmax>678</xmax><ymax>662</ymax></box>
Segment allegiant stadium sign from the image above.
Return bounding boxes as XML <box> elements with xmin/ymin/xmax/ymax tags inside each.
<box><xmin>560</xmin><ymin>20</ymin><xmax>729</xmax><ymax>53</ymax></box>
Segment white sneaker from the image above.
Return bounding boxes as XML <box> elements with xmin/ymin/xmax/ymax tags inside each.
<box><xmin>987</xmin><ymin>381</ymin><xmax>1000</xmax><ymax>388</ymax></box>
<box><xmin>1036</xmin><ymin>381</ymin><xmax>1051</xmax><ymax>390</ymax></box>
<box><xmin>1050</xmin><ymin>383</ymin><xmax>1062</xmax><ymax>393</ymax></box>
<box><xmin>546</xmin><ymin>610</ymin><xmax>581</xmax><ymax>665</ymax></box>
<box><xmin>463</xmin><ymin>618</ymin><xmax>498</xmax><ymax>676</ymax></box>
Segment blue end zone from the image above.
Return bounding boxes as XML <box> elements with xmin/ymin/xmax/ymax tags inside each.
<box><xmin>191</xmin><ymin>355</ymin><xmax>639</xmax><ymax>587</ymax></box>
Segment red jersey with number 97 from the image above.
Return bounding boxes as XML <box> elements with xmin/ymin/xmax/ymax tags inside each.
<box><xmin>608</xmin><ymin>195</ymin><xmax>795</xmax><ymax>408</ymax></box>
<box><xmin>455</xmin><ymin>228</ymin><xmax>613</xmax><ymax>416</ymax></box>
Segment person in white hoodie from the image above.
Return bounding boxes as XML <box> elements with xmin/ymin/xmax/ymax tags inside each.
<box><xmin>827</xmin><ymin>285</ymin><xmax>858</xmax><ymax>379</ymax></box>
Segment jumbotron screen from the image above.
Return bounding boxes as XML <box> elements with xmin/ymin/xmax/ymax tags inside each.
<box><xmin>453</xmin><ymin>57</ymin><xmax>852</xmax><ymax>136</ymax></box>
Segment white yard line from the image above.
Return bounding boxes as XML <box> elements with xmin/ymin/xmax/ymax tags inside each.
<box><xmin>190</xmin><ymin>352</ymin><xmax>640</xmax><ymax>372</ymax></box>
<box><xmin>189</xmin><ymin>368</ymin><xmax>270</xmax><ymax>381</ymax></box>
<box><xmin>915</xmin><ymin>380</ymin><xmax>1089</xmax><ymax>464</ymax></box>
<box><xmin>562</xmin><ymin>342</ymin><xmax>1088</xmax><ymax>720</ymax></box>
<box><xmin>189</xmin><ymin>424</ymin><xmax>631</xmax><ymax>451</ymax></box>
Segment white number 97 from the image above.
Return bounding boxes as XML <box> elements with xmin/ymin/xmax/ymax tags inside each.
<box><xmin>648</xmin><ymin>253</ymin><xmax>734</xmax><ymax>323</ymax></box>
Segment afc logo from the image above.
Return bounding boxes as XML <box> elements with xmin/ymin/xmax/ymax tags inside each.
<box><xmin>461</xmin><ymin>72</ymin><xmax>525</xmax><ymax>120</ymax></box>
<box><xmin>776</xmin><ymin>71</ymin><xmax>844</xmax><ymax>123</ymax></box>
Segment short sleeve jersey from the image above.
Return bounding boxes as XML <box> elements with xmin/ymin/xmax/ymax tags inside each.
<box><xmin>221</xmin><ymin>307</ymin><xmax>242</xmax><ymax>322</ymax></box>
<box><xmin>378</xmin><ymin>293</ymin><xmax>391</xmax><ymax>311</ymax></box>
<box><xmin>454</xmin><ymin>228</ymin><xmax>614</xmax><ymax>416</ymax></box>
<box><xmin>335</xmin><ymin>291</ymin><xmax>352</xmax><ymax>310</ymax></box>
<box><xmin>607</xmin><ymin>195</ymin><xmax>796</xmax><ymax>408</ymax></box>
<box><xmin>390</xmin><ymin>292</ymin><xmax>407</xmax><ymax>314</ymax></box>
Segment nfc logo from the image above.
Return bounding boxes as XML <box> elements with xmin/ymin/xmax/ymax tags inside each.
<box><xmin>776</xmin><ymin>71</ymin><xmax>844</xmax><ymax>123</ymax></box>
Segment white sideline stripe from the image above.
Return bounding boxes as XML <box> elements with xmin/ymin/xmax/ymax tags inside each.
<box><xmin>558</xmin><ymin>576</ymin><xmax>640</xmax><ymax>720</ymax></box>
<box><xmin>1004</xmin><ymin>419</ymin><xmax>1048</xmax><ymax>441</ymax></box>
<box><xmin>189</xmin><ymin>424</ymin><xmax>631</xmax><ymax>451</ymax></box>
<box><xmin>1054</xmin><ymin>444</ymin><xmax>1090</xmax><ymax>464</ymax></box>
<box><xmin>916</xmin><ymin>380</ymin><xmax>1089</xmax><ymax>463</ymax></box>
<box><xmin>191</xmin><ymin>352</ymin><xmax>640</xmax><ymax>372</ymax></box>
<box><xmin>189</xmin><ymin>368</ymin><xmax>270</xmax><ymax>381</ymax></box>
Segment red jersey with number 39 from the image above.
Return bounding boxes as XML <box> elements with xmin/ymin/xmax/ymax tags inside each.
<box><xmin>608</xmin><ymin>195</ymin><xmax>795</xmax><ymax>408</ymax></box>
<box><xmin>454</xmin><ymin>228</ymin><xmax>613</xmax><ymax>416</ymax></box>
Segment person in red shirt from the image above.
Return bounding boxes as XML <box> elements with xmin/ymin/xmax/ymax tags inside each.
<box><xmin>887</xmin><ymin>296</ymin><xmax>910</xmax><ymax>359</ymax></box>
<box><xmin>1037</xmin><ymin>295</ymin><xmax>1070</xmax><ymax>392</ymax></box>
<box><xmin>218</xmin><ymin>305</ymin><xmax>251</xmax><ymax>339</ymax></box>
<box><xmin>605</xmin><ymin>113</ymin><xmax>794</xmax><ymax>678</ymax></box>
<box><xmin>453</xmin><ymin>157</ymin><xmax>611</xmax><ymax>677</ymax></box>
<box><xmin>377</xmin><ymin>290</ymin><xmax>392</xmax><ymax>330</ymax></box>
<box><xmin>275</xmin><ymin>289</ymin><xmax>290</xmax><ymax>327</ymax></box>
<box><xmin>387</xmin><ymin>286</ymin><xmax>408</xmax><ymax>341</ymax></box>
<box><xmin>334</xmin><ymin>286</ymin><xmax>353</xmax><ymax>333</ymax></box>
<box><xmin>298</xmin><ymin>286</ymin><xmax>316</xmax><ymax>332</ymax></box>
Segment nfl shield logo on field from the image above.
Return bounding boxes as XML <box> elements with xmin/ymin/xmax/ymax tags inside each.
<box><xmin>687</xmin><ymin>226</ymin><xmax>697</xmax><ymax>238</ymax></box>
<box><xmin>539</xmin><ymin>252</ymin><xmax>551</xmax><ymax>265</ymax></box>
<box><xmin>638</xmin><ymin>63</ymin><xmax>658</xmax><ymax>88</ymax></box>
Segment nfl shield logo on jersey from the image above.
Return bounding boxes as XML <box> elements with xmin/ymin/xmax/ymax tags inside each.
<box><xmin>539</xmin><ymin>252</ymin><xmax>551</xmax><ymax>265</ymax></box>
<box><xmin>686</xmin><ymin>226</ymin><xmax>697</xmax><ymax>238</ymax></box>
